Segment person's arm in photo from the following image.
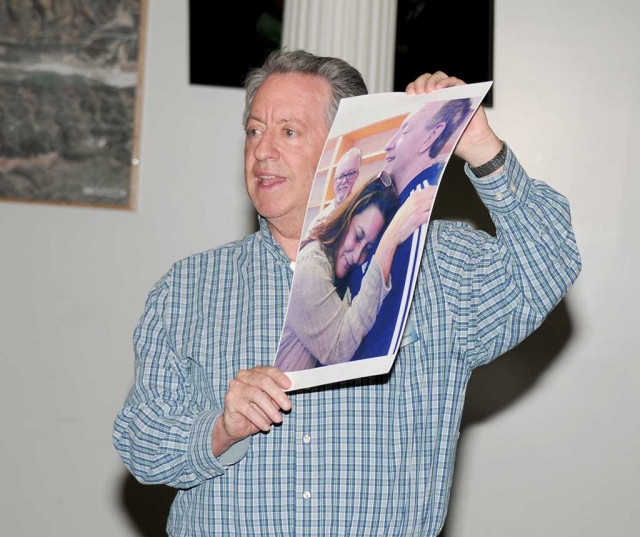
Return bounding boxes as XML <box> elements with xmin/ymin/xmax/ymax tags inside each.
<box><xmin>373</xmin><ymin>186</ymin><xmax>437</xmax><ymax>280</ymax></box>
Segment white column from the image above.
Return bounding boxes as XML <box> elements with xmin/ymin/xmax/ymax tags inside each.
<box><xmin>281</xmin><ymin>0</ymin><xmax>398</xmax><ymax>94</ymax></box>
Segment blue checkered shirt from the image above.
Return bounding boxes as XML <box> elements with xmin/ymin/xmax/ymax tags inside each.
<box><xmin>113</xmin><ymin>145</ymin><xmax>581</xmax><ymax>536</ymax></box>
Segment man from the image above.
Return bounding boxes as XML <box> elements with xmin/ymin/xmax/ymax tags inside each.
<box><xmin>113</xmin><ymin>49</ymin><xmax>581</xmax><ymax>535</ymax></box>
<box><xmin>305</xmin><ymin>146</ymin><xmax>362</xmax><ymax>236</ymax></box>
<box><xmin>347</xmin><ymin>97</ymin><xmax>473</xmax><ymax>360</ymax></box>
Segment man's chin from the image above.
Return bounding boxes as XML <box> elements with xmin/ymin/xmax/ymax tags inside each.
<box><xmin>255</xmin><ymin>201</ymin><xmax>306</xmax><ymax>228</ymax></box>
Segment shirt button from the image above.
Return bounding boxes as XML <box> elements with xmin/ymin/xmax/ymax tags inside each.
<box><xmin>303</xmin><ymin>435</ymin><xmax>311</xmax><ymax>444</ymax></box>
<box><xmin>510</xmin><ymin>184</ymin><xmax>517</xmax><ymax>193</ymax></box>
<box><xmin>303</xmin><ymin>491</ymin><xmax>311</xmax><ymax>500</ymax></box>
<box><xmin>495</xmin><ymin>192</ymin><xmax>503</xmax><ymax>201</ymax></box>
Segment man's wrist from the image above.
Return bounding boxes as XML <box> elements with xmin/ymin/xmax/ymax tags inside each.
<box><xmin>469</xmin><ymin>140</ymin><xmax>507</xmax><ymax>177</ymax></box>
<box><xmin>212</xmin><ymin>415</ymin><xmax>237</xmax><ymax>457</ymax></box>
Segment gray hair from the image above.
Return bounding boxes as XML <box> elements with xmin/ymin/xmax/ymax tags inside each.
<box><xmin>243</xmin><ymin>48</ymin><xmax>368</xmax><ymax>129</ymax></box>
<box><xmin>337</xmin><ymin>146</ymin><xmax>363</xmax><ymax>167</ymax></box>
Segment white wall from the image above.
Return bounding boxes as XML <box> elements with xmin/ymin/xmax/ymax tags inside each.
<box><xmin>0</xmin><ymin>2</ymin><xmax>253</xmax><ymax>535</ymax></box>
<box><xmin>0</xmin><ymin>1</ymin><xmax>638</xmax><ymax>535</ymax></box>
<box><xmin>441</xmin><ymin>1</ymin><xmax>640</xmax><ymax>536</ymax></box>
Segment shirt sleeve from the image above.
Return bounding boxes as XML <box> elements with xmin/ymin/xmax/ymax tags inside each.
<box><xmin>434</xmin><ymin>142</ymin><xmax>582</xmax><ymax>369</ymax></box>
<box><xmin>112</xmin><ymin>269</ymin><xmax>249</xmax><ymax>488</ymax></box>
<box><xmin>286</xmin><ymin>246</ymin><xmax>391</xmax><ymax>365</ymax></box>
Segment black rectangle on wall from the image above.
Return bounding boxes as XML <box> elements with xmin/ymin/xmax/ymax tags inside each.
<box><xmin>394</xmin><ymin>0</ymin><xmax>494</xmax><ymax>106</ymax></box>
<box><xmin>189</xmin><ymin>0</ymin><xmax>493</xmax><ymax>107</ymax></box>
<box><xmin>189</xmin><ymin>1</ymin><xmax>284</xmax><ymax>88</ymax></box>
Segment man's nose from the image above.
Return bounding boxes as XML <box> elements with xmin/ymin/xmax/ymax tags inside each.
<box><xmin>254</xmin><ymin>131</ymin><xmax>279</xmax><ymax>160</ymax></box>
<box><xmin>385</xmin><ymin>133</ymin><xmax>398</xmax><ymax>151</ymax></box>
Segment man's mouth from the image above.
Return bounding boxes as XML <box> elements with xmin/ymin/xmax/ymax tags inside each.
<box><xmin>256</xmin><ymin>173</ymin><xmax>285</xmax><ymax>187</ymax></box>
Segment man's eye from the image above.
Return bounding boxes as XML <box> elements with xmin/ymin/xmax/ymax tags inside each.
<box><xmin>246</xmin><ymin>128</ymin><xmax>260</xmax><ymax>137</ymax></box>
<box><xmin>284</xmin><ymin>129</ymin><xmax>296</xmax><ymax>137</ymax></box>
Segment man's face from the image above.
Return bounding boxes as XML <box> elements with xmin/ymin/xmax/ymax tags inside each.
<box><xmin>333</xmin><ymin>153</ymin><xmax>360</xmax><ymax>206</ymax></box>
<box><xmin>383</xmin><ymin>102</ymin><xmax>443</xmax><ymax>188</ymax></box>
<box><xmin>244</xmin><ymin>73</ymin><xmax>332</xmax><ymax>233</ymax></box>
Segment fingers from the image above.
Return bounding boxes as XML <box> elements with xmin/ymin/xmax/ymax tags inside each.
<box><xmin>223</xmin><ymin>366</ymin><xmax>292</xmax><ymax>437</ymax></box>
<box><xmin>404</xmin><ymin>186</ymin><xmax>435</xmax><ymax>214</ymax></box>
<box><xmin>415</xmin><ymin>185</ymin><xmax>437</xmax><ymax>207</ymax></box>
<box><xmin>408</xmin><ymin>196</ymin><xmax>433</xmax><ymax>229</ymax></box>
<box><xmin>237</xmin><ymin>365</ymin><xmax>292</xmax><ymax>399</ymax></box>
<box><xmin>406</xmin><ymin>71</ymin><xmax>466</xmax><ymax>95</ymax></box>
<box><xmin>236</xmin><ymin>366</ymin><xmax>291</xmax><ymax>412</ymax></box>
<box><xmin>385</xmin><ymin>188</ymin><xmax>435</xmax><ymax>245</ymax></box>
<box><xmin>228</xmin><ymin>384</ymin><xmax>279</xmax><ymax>431</ymax></box>
<box><xmin>403</xmin><ymin>187</ymin><xmax>436</xmax><ymax>232</ymax></box>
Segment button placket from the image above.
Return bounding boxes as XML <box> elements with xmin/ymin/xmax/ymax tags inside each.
<box><xmin>294</xmin><ymin>397</ymin><xmax>316</xmax><ymax>522</ymax></box>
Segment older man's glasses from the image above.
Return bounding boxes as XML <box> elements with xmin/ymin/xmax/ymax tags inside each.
<box><xmin>335</xmin><ymin>170</ymin><xmax>358</xmax><ymax>184</ymax></box>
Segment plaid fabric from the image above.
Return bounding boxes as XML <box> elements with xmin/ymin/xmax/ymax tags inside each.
<box><xmin>113</xmin><ymin>146</ymin><xmax>581</xmax><ymax>536</ymax></box>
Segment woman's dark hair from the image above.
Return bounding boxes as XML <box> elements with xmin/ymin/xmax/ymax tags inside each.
<box><xmin>306</xmin><ymin>172</ymin><xmax>398</xmax><ymax>262</ymax></box>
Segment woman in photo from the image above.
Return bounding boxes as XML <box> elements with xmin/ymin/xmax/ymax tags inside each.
<box><xmin>274</xmin><ymin>172</ymin><xmax>435</xmax><ymax>371</ymax></box>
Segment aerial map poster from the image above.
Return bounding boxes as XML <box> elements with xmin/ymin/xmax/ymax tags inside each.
<box><xmin>273</xmin><ymin>82</ymin><xmax>492</xmax><ymax>391</ymax></box>
<box><xmin>0</xmin><ymin>0</ymin><xmax>147</xmax><ymax>209</ymax></box>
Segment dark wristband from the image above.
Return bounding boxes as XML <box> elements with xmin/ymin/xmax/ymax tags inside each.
<box><xmin>469</xmin><ymin>141</ymin><xmax>507</xmax><ymax>177</ymax></box>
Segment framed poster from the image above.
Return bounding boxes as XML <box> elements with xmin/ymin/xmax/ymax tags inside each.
<box><xmin>0</xmin><ymin>0</ymin><xmax>148</xmax><ymax>209</ymax></box>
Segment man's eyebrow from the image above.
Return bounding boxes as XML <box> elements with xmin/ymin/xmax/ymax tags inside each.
<box><xmin>280</xmin><ymin>117</ymin><xmax>307</xmax><ymax>127</ymax></box>
<box><xmin>246</xmin><ymin>115</ymin><xmax>265</xmax><ymax>125</ymax></box>
<box><xmin>247</xmin><ymin>116</ymin><xmax>302</xmax><ymax>126</ymax></box>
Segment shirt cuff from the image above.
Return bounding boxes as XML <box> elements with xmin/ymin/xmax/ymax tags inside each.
<box><xmin>218</xmin><ymin>436</ymin><xmax>251</xmax><ymax>468</ymax></box>
<box><xmin>187</xmin><ymin>409</ymin><xmax>251</xmax><ymax>477</ymax></box>
<box><xmin>463</xmin><ymin>142</ymin><xmax>532</xmax><ymax>214</ymax></box>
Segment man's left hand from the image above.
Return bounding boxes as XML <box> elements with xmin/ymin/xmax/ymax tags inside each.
<box><xmin>405</xmin><ymin>72</ymin><xmax>503</xmax><ymax>168</ymax></box>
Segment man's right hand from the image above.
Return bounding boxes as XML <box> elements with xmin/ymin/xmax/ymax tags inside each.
<box><xmin>212</xmin><ymin>366</ymin><xmax>292</xmax><ymax>457</ymax></box>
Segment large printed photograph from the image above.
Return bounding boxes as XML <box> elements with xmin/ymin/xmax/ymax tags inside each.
<box><xmin>273</xmin><ymin>83</ymin><xmax>492</xmax><ymax>391</ymax></box>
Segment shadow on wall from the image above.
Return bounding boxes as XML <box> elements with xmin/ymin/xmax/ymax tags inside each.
<box><xmin>118</xmin><ymin>157</ymin><xmax>577</xmax><ymax>535</ymax></box>
<box><xmin>120</xmin><ymin>473</ymin><xmax>176</xmax><ymax>536</ymax></box>
<box><xmin>439</xmin><ymin>298</ymin><xmax>574</xmax><ymax>537</ymax></box>
<box><xmin>436</xmin><ymin>157</ymin><xmax>576</xmax><ymax>536</ymax></box>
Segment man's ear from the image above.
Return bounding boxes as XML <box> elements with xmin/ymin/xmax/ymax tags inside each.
<box><xmin>418</xmin><ymin>122</ymin><xmax>446</xmax><ymax>154</ymax></box>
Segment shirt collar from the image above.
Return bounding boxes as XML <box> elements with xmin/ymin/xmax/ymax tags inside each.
<box><xmin>258</xmin><ymin>215</ymin><xmax>295</xmax><ymax>268</ymax></box>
